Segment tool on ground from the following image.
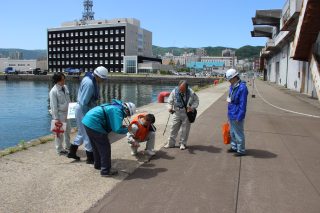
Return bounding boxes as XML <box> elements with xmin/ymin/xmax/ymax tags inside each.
<box><xmin>251</xmin><ymin>77</ymin><xmax>256</xmax><ymax>98</ymax></box>
<box><xmin>163</xmin><ymin>111</ymin><xmax>174</xmax><ymax>135</ymax></box>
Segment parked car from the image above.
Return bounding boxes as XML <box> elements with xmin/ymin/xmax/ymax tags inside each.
<box><xmin>4</xmin><ymin>67</ymin><xmax>17</xmax><ymax>74</ymax></box>
<box><xmin>33</xmin><ymin>68</ymin><xmax>47</xmax><ymax>75</ymax></box>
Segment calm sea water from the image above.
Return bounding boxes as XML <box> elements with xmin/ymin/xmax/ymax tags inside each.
<box><xmin>0</xmin><ymin>80</ymin><xmax>175</xmax><ymax>149</ymax></box>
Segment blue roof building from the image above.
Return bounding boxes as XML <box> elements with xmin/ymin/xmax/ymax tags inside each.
<box><xmin>187</xmin><ymin>61</ymin><xmax>225</xmax><ymax>70</ymax></box>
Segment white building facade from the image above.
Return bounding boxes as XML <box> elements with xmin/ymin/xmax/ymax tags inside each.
<box><xmin>252</xmin><ymin>0</ymin><xmax>319</xmax><ymax>98</ymax></box>
<box><xmin>0</xmin><ymin>58</ymin><xmax>36</xmax><ymax>73</ymax></box>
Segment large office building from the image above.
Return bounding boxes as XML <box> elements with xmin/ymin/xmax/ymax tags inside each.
<box><xmin>47</xmin><ymin>18</ymin><xmax>154</xmax><ymax>73</ymax></box>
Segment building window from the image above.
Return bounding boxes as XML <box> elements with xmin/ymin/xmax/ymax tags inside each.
<box><xmin>116</xmin><ymin>37</ymin><xmax>119</xmax><ymax>42</ymax></box>
<box><xmin>121</xmin><ymin>37</ymin><xmax>124</xmax><ymax>41</ymax></box>
<box><xmin>121</xmin><ymin>45</ymin><xmax>124</xmax><ymax>49</ymax></box>
<box><xmin>110</xmin><ymin>52</ymin><xmax>114</xmax><ymax>57</ymax></box>
<box><xmin>105</xmin><ymin>30</ymin><xmax>108</xmax><ymax>34</ymax></box>
<box><xmin>105</xmin><ymin>60</ymin><xmax>108</xmax><ymax>64</ymax></box>
<box><xmin>121</xmin><ymin>29</ymin><xmax>124</xmax><ymax>34</ymax></box>
<box><xmin>116</xmin><ymin>45</ymin><xmax>119</xmax><ymax>49</ymax></box>
<box><xmin>110</xmin><ymin>30</ymin><xmax>113</xmax><ymax>34</ymax></box>
<box><xmin>100</xmin><ymin>30</ymin><xmax>103</xmax><ymax>35</ymax></box>
<box><xmin>105</xmin><ymin>53</ymin><xmax>108</xmax><ymax>57</ymax></box>
<box><xmin>105</xmin><ymin>38</ymin><xmax>109</xmax><ymax>42</ymax></box>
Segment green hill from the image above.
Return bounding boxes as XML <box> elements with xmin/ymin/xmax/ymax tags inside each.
<box><xmin>0</xmin><ymin>45</ymin><xmax>263</xmax><ymax>60</ymax></box>
<box><xmin>153</xmin><ymin>45</ymin><xmax>262</xmax><ymax>59</ymax></box>
<box><xmin>0</xmin><ymin>49</ymin><xmax>46</xmax><ymax>60</ymax></box>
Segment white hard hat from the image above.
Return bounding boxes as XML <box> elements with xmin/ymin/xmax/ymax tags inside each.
<box><xmin>123</xmin><ymin>102</ymin><xmax>136</xmax><ymax>116</ymax></box>
<box><xmin>94</xmin><ymin>66</ymin><xmax>108</xmax><ymax>79</ymax></box>
<box><xmin>225</xmin><ymin>68</ymin><xmax>239</xmax><ymax>81</ymax></box>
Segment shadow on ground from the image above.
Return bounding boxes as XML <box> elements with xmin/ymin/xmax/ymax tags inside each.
<box><xmin>246</xmin><ymin>149</ymin><xmax>277</xmax><ymax>159</ymax></box>
<box><xmin>125</xmin><ymin>162</ymin><xmax>168</xmax><ymax>180</ymax></box>
<box><xmin>187</xmin><ymin>145</ymin><xmax>222</xmax><ymax>154</ymax></box>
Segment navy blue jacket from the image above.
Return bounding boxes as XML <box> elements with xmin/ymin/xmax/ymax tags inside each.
<box><xmin>228</xmin><ymin>81</ymin><xmax>248</xmax><ymax>121</ymax></box>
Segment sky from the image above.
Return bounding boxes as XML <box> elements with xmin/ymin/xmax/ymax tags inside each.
<box><xmin>0</xmin><ymin>0</ymin><xmax>285</xmax><ymax>50</ymax></box>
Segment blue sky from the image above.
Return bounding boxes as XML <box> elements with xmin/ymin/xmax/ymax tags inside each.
<box><xmin>0</xmin><ymin>0</ymin><xmax>285</xmax><ymax>50</ymax></box>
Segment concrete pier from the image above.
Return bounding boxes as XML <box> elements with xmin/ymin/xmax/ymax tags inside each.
<box><xmin>1</xmin><ymin>80</ymin><xmax>320</xmax><ymax>213</ymax></box>
<box><xmin>0</xmin><ymin>82</ymin><xmax>228</xmax><ymax>213</ymax></box>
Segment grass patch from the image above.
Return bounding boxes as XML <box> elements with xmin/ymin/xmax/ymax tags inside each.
<box><xmin>0</xmin><ymin>137</ymin><xmax>54</xmax><ymax>158</ymax></box>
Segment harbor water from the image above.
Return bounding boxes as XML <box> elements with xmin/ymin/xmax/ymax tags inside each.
<box><xmin>0</xmin><ymin>80</ymin><xmax>175</xmax><ymax>149</ymax></box>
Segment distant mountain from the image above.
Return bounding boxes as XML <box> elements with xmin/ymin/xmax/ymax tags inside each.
<box><xmin>235</xmin><ymin>45</ymin><xmax>264</xmax><ymax>60</ymax></box>
<box><xmin>0</xmin><ymin>45</ymin><xmax>263</xmax><ymax>60</ymax></box>
<box><xmin>153</xmin><ymin>45</ymin><xmax>263</xmax><ymax>60</ymax></box>
<box><xmin>0</xmin><ymin>49</ymin><xmax>46</xmax><ymax>60</ymax></box>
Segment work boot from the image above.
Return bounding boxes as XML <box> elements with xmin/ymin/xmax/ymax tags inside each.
<box><xmin>67</xmin><ymin>144</ymin><xmax>80</xmax><ymax>161</ymax></box>
<box><xmin>86</xmin><ymin>151</ymin><xmax>94</xmax><ymax>164</ymax></box>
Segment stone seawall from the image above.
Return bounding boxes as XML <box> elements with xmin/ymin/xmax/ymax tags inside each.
<box><xmin>0</xmin><ymin>74</ymin><xmax>218</xmax><ymax>86</ymax></box>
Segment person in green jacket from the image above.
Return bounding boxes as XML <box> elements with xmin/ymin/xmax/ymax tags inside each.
<box><xmin>82</xmin><ymin>99</ymin><xmax>136</xmax><ymax>177</ymax></box>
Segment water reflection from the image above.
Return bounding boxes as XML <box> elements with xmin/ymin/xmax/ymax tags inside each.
<box><xmin>0</xmin><ymin>80</ymin><xmax>175</xmax><ymax>149</ymax></box>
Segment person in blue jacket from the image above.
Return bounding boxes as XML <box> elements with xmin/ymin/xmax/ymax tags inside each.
<box><xmin>68</xmin><ymin>66</ymin><xmax>108</xmax><ymax>163</ymax></box>
<box><xmin>82</xmin><ymin>100</ymin><xmax>136</xmax><ymax>177</ymax></box>
<box><xmin>225</xmin><ymin>69</ymin><xmax>248</xmax><ymax>156</ymax></box>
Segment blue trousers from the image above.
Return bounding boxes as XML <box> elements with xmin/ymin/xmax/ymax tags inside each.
<box><xmin>230</xmin><ymin>120</ymin><xmax>245</xmax><ymax>154</ymax></box>
<box><xmin>84</xmin><ymin>126</ymin><xmax>111</xmax><ymax>175</ymax></box>
<box><xmin>73</xmin><ymin>104</ymin><xmax>92</xmax><ymax>152</ymax></box>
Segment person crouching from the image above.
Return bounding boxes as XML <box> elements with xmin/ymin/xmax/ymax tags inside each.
<box><xmin>127</xmin><ymin>113</ymin><xmax>156</xmax><ymax>156</ymax></box>
<box><xmin>82</xmin><ymin>100</ymin><xmax>136</xmax><ymax>177</ymax></box>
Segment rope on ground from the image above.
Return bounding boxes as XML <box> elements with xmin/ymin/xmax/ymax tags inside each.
<box><xmin>255</xmin><ymin>83</ymin><xmax>320</xmax><ymax>119</ymax></box>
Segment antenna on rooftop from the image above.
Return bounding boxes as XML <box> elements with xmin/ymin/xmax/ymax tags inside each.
<box><xmin>81</xmin><ymin>0</ymin><xmax>95</xmax><ymax>24</ymax></box>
